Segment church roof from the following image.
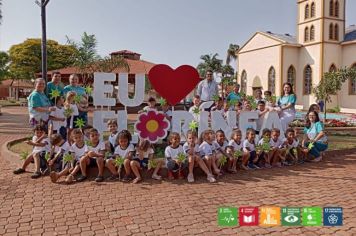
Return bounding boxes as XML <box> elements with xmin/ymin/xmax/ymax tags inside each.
<box><xmin>344</xmin><ymin>25</ymin><xmax>356</xmax><ymax>42</ymax></box>
<box><xmin>262</xmin><ymin>31</ymin><xmax>299</xmax><ymax>45</ymax></box>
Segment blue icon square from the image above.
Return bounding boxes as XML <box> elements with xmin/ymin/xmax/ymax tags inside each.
<box><xmin>323</xmin><ymin>207</ymin><xmax>343</xmax><ymax>226</ymax></box>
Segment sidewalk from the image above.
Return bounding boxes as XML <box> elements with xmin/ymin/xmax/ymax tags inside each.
<box><xmin>1</xmin><ymin>107</ymin><xmax>356</xmax><ymax>235</ymax></box>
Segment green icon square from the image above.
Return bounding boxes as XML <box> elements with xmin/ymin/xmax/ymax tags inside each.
<box><xmin>302</xmin><ymin>207</ymin><xmax>322</xmax><ymax>226</ymax></box>
<box><xmin>281</xmin><ymin>207</ymin><xmax>301</xmax><ymax>226</ymax></box>
<box><xmin>218</xmin><ymin>207</ymin><xmax>238</xmax><ymax>227</ymax></box>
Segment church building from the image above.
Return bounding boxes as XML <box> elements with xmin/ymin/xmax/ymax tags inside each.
<box><xmin>237</xmin><ymin>0</ymin><xmax>356</xmax><ymax>111</ymax></box>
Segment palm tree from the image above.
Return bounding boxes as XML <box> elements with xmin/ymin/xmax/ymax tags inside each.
<box><xmin>196</xmin><ymin>53</ymin><xmax>223</xmax><ymax>77</ymax></box>
<box><xmin>226</xmin><ymin>44</ymin><xmax>239</xmax><ymax>65</ymax></box>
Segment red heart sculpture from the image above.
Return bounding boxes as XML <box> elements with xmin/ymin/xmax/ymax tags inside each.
<box><xmin>148</xmin><ymin>64</ymin><xmax>201</xmax><ymax>106</ymax></box>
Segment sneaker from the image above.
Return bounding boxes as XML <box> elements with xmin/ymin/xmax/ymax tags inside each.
<box><xmin>311</xmin><ymin>156</ymin><xmax>322</xmax><ymax>162</ymax></box>
<box><xmin>107</xmin><ymin>175</ymin><xmax>119</xmax><ymax>181</ymax></box>
<box><xmin>152</xmin><ymin>174</ymin><xmax>162</xmax><ymax>180</ymax></box>
<box><xmin>207</xmin><ymin>174</ymin><xmax>216</xmax><ymax>183</ymax></box>
<box><xmin>122</xmin><ymin>175</ymin><xmax>131</xmax><ymax>182</ymax></box>
<box><xmin>132</xmin><ymin>177</ymin><xmax>142</xmax><ymax>184</ymax></box>
<box><xmin>297</xmin><ymin>159</ymin><xmax>305</xmax><ymax>164</ymax></box>
<box><xmin>167</xmin><ymin>171</ymin><xmax>174</xmax><ymax>180</ymax></box>
<box><xmin>65</xmin><ymin>174</ymin><xmax>74</xmax><ymax>184</ymax></box>
<box><xmin>95</xmin><ymin>176</ymin><xmax>104</xmax><ymax>182</ymax></box>
<box><xmin>49</xmin><ymin>171</ymin><xmax>59</xmax><ymax>183</ymax></box>
<box><xmin>187</xmin><ymin>173</ymin><xmax>194</xmax><ymax>183</ymax></box>
<box><xmin>253</xmin><ymin>164</ymin><xmax>261</xmax><ymax>169</ymax></box>
<box><xmin>13</xmin><ymin>168</ymin><xmax>25</xmax><ymax>175</ymax></box>
<box><xmin>77</xmin><ymin>175</ymin><xmax>87</xmax><ymax>182</ymax></box>
<box><xmin>273</xmin><ymin>162</ymin><xmax>282</xmax><ymax>168</ymax></box>
<box><xmin>265</xmin><ymin>163</ymin><xmax>272</xmax><ymax>169</ymax></box>
<box><xmin>282</xmin><ymin>161</ymin><xmax>292</xmax><ymax>166</ymax></box>
<box><xmin>31</xmin><ymin>171</ymin><xmax>41</xmax><ymax>179</ymax></box>
<box><xmin>247</xmin><ymin>163</ymin><xmax>256</xmax><ymax>170</ymax></box>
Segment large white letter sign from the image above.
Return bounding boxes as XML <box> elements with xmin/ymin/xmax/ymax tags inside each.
<box><xmin>93</xmin><ymin>110</ymin><xmax>118</xmax><ymax>133</ymax></box>
<box><xmin>260</xmin><ymin>111</ymin><xmax>285</xmax><ymax>138</ymax></box>
<box><xmin>239</xmin><ymin>111</ymin><xmax>259</xmax><ymax>138</ymax></box>
<box><xmin>93</xmin><ymin>72</ymin><xmax>116</xmax><ymax>107</ymax></box>
<box><xmin>211</xmin><ymin>111</ymin><xmax>237</xmax><ymax>138</ymax></box>
<box><xmin>171</xmin><ymin>111</ymin><xmax>194</xmax><ymax>140</ymax></box>
<box><xmin>118</xmin><ymin>73</ymin><xmax>145</xmax><ymax>107</ymax></box>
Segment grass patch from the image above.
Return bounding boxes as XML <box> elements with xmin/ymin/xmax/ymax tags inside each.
<box><xmin>0</xmin><ymin>100</ymin><xmax>22</xmax><ymax>107</ymax></box>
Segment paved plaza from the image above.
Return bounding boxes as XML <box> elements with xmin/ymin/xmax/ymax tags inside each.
<box><xmin>1</xmin><ymin>107</ymin><xmax>356</xmax><ymax>235</ymax></box>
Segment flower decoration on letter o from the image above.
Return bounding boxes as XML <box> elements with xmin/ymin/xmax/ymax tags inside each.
<box><xmin>135</xmin><ymin>109</ymin><xmax>170</xmax><ymax>143</ymax></box>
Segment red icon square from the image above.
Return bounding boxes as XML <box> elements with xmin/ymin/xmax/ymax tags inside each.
<box><xmin>239</xmin><ymin>207</ymin><xmax>259</xmax><ymax>226</ymax></box>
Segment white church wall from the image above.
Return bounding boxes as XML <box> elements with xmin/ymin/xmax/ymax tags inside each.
<box><xmin>239</xmin><ymin>33</ymin><xmax>280</xmax><ymax>53</ymax></box>
<box><xmin>238</xmin><ymin>45</ymin><xmax>280</xmax><ymax>96</ymax></box>
<box><xmin>282</xmin><ymin>46</ymin><xmax>301</xmax><ymax>105</ymax></box>
<box><xmin>340</xmin><ymin>44</ymin><xmax>356</xmax><ymax>110</ymax></box>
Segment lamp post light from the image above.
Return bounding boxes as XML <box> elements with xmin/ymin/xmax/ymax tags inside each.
<box><xmin>35</xmin><ymin>0</ymin><xmax>50</xmax><ymax>85</ymax></box>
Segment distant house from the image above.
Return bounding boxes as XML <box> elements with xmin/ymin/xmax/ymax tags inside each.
<box><xmin>0</xmin><ymin>79</ymin><xmax>33</xmax><ymax>100</ymax></box>
<box><xmin>47</xmin><ymin>50</ymin><xmax>156</xmax><ymax>85</ymax></box>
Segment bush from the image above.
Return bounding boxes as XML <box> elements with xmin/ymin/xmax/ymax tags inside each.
<box><xmin>326</xmin><ymin>106</ymin><xmax>341</xmax><ymax>113</ymax></box>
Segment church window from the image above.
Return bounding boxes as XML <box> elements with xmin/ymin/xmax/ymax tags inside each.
<box><xmin>310</xmin><ymin>25</ymin><xmax>315</xmax><ymax>41</ymax></box>
<box><xmin>305</xmin><ymin>27</ymin><xmax>309</xmax><ymax>42</ymax></box>
<box><xmin>305</xmin><ymin>4</ymin><xmax>310</xmax><ymax>19</ymax></box>
<box><xmin>350</xmin><ymin>64</ymin><xmax>356</xmax><ymax>95</ymax></box>
<box><xmin>287</xmin><ymin>66</ymin><xmax>296</xmax><ymax>87</ymax></box>
<box><xmin>329</xmin><ymin>23</ymin><xmax>334</xmax><ymax>40</ymax></box>
<box><xmin>311</xmin><ymin>2</ymin><xmax>316</xmax><ymax>18</ymax></box>
<box><xmin>304</xmin><ymin>65</ymin><xmax>312</xmax><ymax>95</ymax></box>
<box><xmin>334</xmin><ymin>24</ymin><xmax>339</xmax><ymax>41</ymax></box>
<box><xmin>329</xmin><ymin>0</ymin><xmax>334</xmax><ymax>16</ymax></box>
<box><xmin>241</xmin><ymin>70</ymin><xmax>247</xmax><ymax>94</ymax></box>
<box><xmin>268</xmin><ymin>67</ymin><xmax>276</xmax><ymax>94</ymax></box>
<box><xmin>335</xmin><ymin>0</ymin><xmax>339</xmax><ymax>17</ymax></box>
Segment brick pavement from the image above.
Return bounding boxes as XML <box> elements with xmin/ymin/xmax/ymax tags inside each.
<box><xmin>1</xmin><ymin>107</ymin><xmax>356</xmax><ymax>235</ymax></box>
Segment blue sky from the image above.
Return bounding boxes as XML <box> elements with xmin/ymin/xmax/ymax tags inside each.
<box><xmin>1</xmin><ymin>0</ymin><xmax>356</xmax><ymax>69</ymax></box>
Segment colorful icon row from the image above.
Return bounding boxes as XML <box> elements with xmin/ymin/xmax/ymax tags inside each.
<box><xmin>218</xmin><ymin>206</ymin><xmax>343</xmax><ymax>227</ymax></box>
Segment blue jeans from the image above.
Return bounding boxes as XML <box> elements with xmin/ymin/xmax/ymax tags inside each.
<box><xmin>305</xmin><ymin>142</ymin><xmax>328</xmax><ymax>158</ymax></box>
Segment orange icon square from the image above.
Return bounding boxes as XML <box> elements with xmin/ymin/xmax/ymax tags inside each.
<box><xmin>260</xmin><ymin>206</ymin><xmax>281</xmax><ymax>226</ymax></box>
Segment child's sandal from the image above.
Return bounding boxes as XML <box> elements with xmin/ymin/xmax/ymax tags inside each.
<box><xmin>31</xmin><ymin>171</ymin><xmax>41</xmax><ymax>179</ymax></box>
<box><xmin>13</xmin><ymin>168</ymin><xmax>25</xmax><ymax>175</ymax></box>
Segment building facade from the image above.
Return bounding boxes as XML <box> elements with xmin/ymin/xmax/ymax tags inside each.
<box><xmin>237</xmin><ymin>0</ymin><xmax>356</xmax><ymax>111</ymax></box>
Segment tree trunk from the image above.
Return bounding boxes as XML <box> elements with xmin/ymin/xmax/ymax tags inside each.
<box><xmin>324</xmin><ymin>98</ymin><xmax>327</xmax><ymax>121</ymax></box>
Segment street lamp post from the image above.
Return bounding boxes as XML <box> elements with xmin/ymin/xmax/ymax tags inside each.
<box><xmin>36</xmin><ymin>0</ymin><xmax>50</xmax><ymax>84</ymax></box>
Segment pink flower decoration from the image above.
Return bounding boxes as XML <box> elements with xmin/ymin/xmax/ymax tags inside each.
<box><xmin>135</xmin><ymin>109</ymin><xmax>170</xmax><ymax>143</ymax></box>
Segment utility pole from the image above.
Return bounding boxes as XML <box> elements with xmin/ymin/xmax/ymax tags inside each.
<box><xmin>36</xmin><ymin>0</ymin><xmax>50</xmax><ymax>84</ymax></box>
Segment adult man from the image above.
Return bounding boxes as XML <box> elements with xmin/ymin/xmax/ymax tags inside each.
<box><xmin>46</xmin><ymin>72</ymin><xmax>63</xmax><ymax>99</ymax></box>
<box><xmin>196</xmin><ymin>70</ymin><xmax>219</xmax><ymax>102</ymax></box>
<box><xmin>28</xmin><ymin>78</ymin><xmax>55</xmax><ymax>127</ymax></box>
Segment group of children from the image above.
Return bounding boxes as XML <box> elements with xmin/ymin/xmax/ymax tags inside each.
<box><xmin>13</xmin><ymin>117</ymin><xmax>311</xmax><ymax>184</ymax></box>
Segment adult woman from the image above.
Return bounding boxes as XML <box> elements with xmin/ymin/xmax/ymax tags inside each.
<box><xmin>278</xmin><ymin>83</ymin><xmax>297</xmax><ymax>132</ymax></box>
<box><xmin>46</xmin><ymin>71</ymin><xmax>63</xmax><ymax>103</ymax></box>
<box><xmin>63</xmin><ymin>74</ymin><xmax>88</xmax><ymax>126</ymax></box>
<box><xmin>28</xmin><ymin>78</ymin><xmax>55</xmax><ymax>128</ymax></box>
<box><xmin>302</xmin><ymin>110</ymin><xmax>328</xmax><ymax>162</ymax></box>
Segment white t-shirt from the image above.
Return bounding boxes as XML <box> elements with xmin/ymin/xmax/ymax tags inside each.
<box><xmin>32</xmin><ymin>136</ymin><xmax>50</xmax><ymax>154</ymax></box>
<box><xmin>269</xmin><ymin>138</ymin><xmax>284</xmax><ymax>148</ymax></box>
<box><xmin>163</xmin><ymin>109</ymin><xmax>172</xmax><ymax>131</ymax></box>
<box><xmin>214</xmin><ymin>140</ymin><xmax>228</xmax><ymax>152</ymax></box>
<box><xmin>256</xmin><ymin>110</ymin><xmax>266</xmax><ymax>132</ymax></box>
<box><xmin>54</xmin><ymin>141</ymin><xmax>71</xmax><ymax>155</ymax></box>
<box><xmin>50</xmin><ymin>107</ymin><xmax>66</xmax><ymax>131</ymax></box>
<box><xmin>71</xmin><ymin>143</ymin><xmax>87</xmax><ymax>161</ymax></box>
<box><xmin>66</xmin><ymin>104</ymin><xmax>79</xmax><ymax>129</ymax></box>
<box><xmin>243</xmin><ymin>139</ymin><xmax>255</xmax><ymax>152</ymax></box>
<box><xmin>85</xmin><ymin>141</ymin><xmax>106</xmax><ymax>153</ymax></box>
<box><xmin>183</xmin><ymin>142</ymin><xmax>200</xmax><ymax>155</ymax></box>
<box><xmin>108</xmin><ymin>132</ymin><xmax>118</xmax><ymax>148</ymax></box>
<box><xmin>228</xmin><ymin>140</ymin><xmax>243</xmax><ymax>151</ymax></box>
<box><xmin>135</xmin><ymin>147</ymin><xmax>154</xmax><ymax>159</ymax></box>
<box><xmin>283</xmin><ymin>138</ymin><xmax>299</xmax><ymax>148</ymax></box>
<box><xmin>211</xmin><ymin>107</ymin><xmax>225</xmax><ymax>116</ymax></box>
<box><xmin>114</xmin><ymin>144</ymin><xmax>135</xmax><ymax>158</ymax></box>
<box><xmin>199</xmin><ymin>141</ymin><xmax>213</xmax><ymax>156</ymax></box>
<box><xmin>165</xmin><ymin>145</ymin><xmax>185</xmax><ymax>160</ymax></box>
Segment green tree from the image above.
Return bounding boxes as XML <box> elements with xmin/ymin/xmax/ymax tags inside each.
<box><xmin>313</xmin><ymin>67</ymin><xmax>356</xmax><ymax>120</ymax></box>
<box><xmin>226</xmin><ymin>44</ymin><xmax>239</xmax><ymax>65</ymax></box>
<box><xmin>8</xmin><ymin>39</ymin><xmax>77</xmax><ymax>80</ymax></box>
<box><xmin>67</xmin><ymin>32</ymin><xmax>128</xmax><ymax>85</ymax></box>
<box><xmin>0</xmin><ymin>51</ymin><xmax>10</xmax><ymax>81</ymax></box>
<box><xmin>196</xmin><ymin>53</ymin><xmax>223</xmax><ymax>77</ymax></box>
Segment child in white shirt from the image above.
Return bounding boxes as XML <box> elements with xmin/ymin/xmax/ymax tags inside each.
<box><xmin>165</xmin><ymin>132</ymin><xmax>187</xmax><ymax>180</ymax></box>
